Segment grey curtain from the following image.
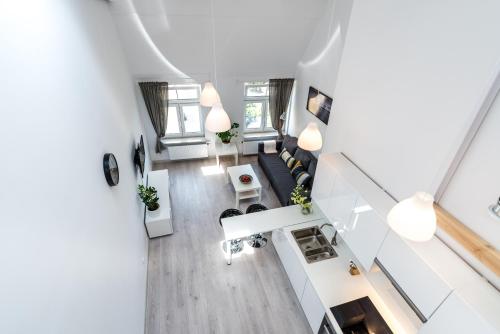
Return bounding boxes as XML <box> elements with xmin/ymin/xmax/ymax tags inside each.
<box><xmin>139</xmin><ymin>82</ymin><xmax>168</xmax><ymax>153</ymax></box>
<box><xmin>269</xmin><ymin>78</ymin><xmax>294</xmax><ymax>139</ymax></box>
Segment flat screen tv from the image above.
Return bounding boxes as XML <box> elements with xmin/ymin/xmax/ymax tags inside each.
<box><xmin>306</xmin><ymin>86</ymin><xmax>332</xmax><ymax>125</ymax></box>
<box><xmin>134</xmin><ymin>135</ymin><xmax>146</xmax><ymax>177</ymax></box>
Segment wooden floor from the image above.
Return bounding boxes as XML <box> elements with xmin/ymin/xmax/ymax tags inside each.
<box><xmin>146</xmin><ymin>155</ymin><xmax>312</xmax><ymax>334</ymax></box>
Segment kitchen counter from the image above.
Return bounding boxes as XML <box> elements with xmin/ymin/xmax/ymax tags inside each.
<box><xmin>221</xmin><ymin>202</ymin><xmax>324</xmax><ymax>241</ymax></box>
<box><xmin>281</xmin><ymin>220</ymin><xmax>420</xmax><ymax>334</ymax></box>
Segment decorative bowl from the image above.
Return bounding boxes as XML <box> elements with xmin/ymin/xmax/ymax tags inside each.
<box><xmin>239</xmin><ymin>174</ymin><xmax>253</xmax><ymax>184</ymax></box>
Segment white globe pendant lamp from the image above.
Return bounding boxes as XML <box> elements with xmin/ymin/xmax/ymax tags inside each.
<box><xmin>205</xmin><ymin>102</ymin><xmax>231</xmax><ymax>133</ymax></box>
<box><xmin>298</xmin><ymin>122</ymin><xmax>323</xmax><ymax>151</ymax></box>
<box><xmin>203</xmin><ymin>0</ymin><xmax>231</xmax><ymax>133</ymax></box>
<box><xmin>387</xmin><ymin>192</ymin><xmax>437</xmax><ymax>242</ymax></box>
<box><xmin>200</xmin><ymin>82</ymin><xmax>221</xmax><ymax>107</ymax></box>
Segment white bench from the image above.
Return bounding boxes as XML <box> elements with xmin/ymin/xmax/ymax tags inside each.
<box><xmin>145</xmin><ymin>169</ymin><xmax>173</xmax><ymax>238</ymax></box>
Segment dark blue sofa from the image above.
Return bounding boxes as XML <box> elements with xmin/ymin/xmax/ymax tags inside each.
<box><xmin>257</xmin><ymin>135</ymin><xmax>317</xmax><ymax>206</ymax></box>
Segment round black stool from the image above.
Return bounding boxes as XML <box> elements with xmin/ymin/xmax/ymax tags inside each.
<box><xmin>219</xmin><ymin>209</ymin><xmax>244</xmax><ymax>254</ymax></box>
<box><xmin>246</xmin><ymin>204</ymin><xmax>268</xmax><ymax>248</ymax></box>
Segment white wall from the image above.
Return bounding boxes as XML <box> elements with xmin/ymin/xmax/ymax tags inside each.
<box><xmin>109</xmin><ymin>0</ymin><xmax>330</xmax><ymax>161</ymax></box>
<box><xmin>324</xmin><ymin>0</ymin><xmax>500</xmax><ymax>201</ymax></box>
<box><xmin>440</xmin><ymin>89</ymin><xmax>500</xmax><ymax>250</ymax></box>
<box><xmin>288</xmin><ymin>0</ymin><xmax>353</xmax><ymax>142</ymax></box>
<box><xmin>298</xmin><ymin>0</ymin><xmax>500</xmax><ymax>285</ymax></box>
<box><xmin>0</xmin><ymin>1</ymin><xmax>150</xmax><ymax>333</ymax></box>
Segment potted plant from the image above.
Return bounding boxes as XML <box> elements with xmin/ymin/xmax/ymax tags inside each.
<box><xmin>138</xmin><ymin>184</ymin><xmax>160</xmax><ymax>214</ymax></box>
<box><xmin>290</xmin><ymin>185</ymin><xmax>313</xmax><ymax>215</ymax></box>
<box><xmin>216</xmin><ymin>122</ymin><xmax>239</xmax><ymax>144</ymax></box>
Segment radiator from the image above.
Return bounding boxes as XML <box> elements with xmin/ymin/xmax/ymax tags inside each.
<box><xmin>167</xmin><ymin>144</ymin><xmax>208</xmax><ymax>160</ymax></box>
<box><xmin>242</xmin><ymin>141</ymin><xmax>259</xmax><ymax>155</ymax></box>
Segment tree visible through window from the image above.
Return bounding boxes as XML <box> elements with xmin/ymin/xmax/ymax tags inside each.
<box><xmin>244</xmin><ymin>82</ymin><xmax>273</xmax><ymax>132</ymax></box>
<box><xmin>164</xmin><ymin>84</ymin><xmax>203</xmax><ymax>137</ymax></box>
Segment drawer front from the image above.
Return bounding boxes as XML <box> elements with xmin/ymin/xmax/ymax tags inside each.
<box><xmin>377</xmin><ymin>231</ymin><xmax>452</xmax><ymax>320</ymax></box>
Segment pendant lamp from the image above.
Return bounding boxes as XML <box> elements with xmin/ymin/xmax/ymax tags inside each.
<box><xmin>387</xmin><ymin>192</ymin><xmax>437</xmax><ymax>242</ymax></box>
<box><xmin>200</xmin><ymin>82</ymin><xmax>220</xmax><ymax>107</ymax></box>
<box><xmin>298</xmin><ymin>122</ymin><xmax>323</xmax><ymax>151</ymax></box>
<box><xmin>205</xmin><ymin>102</ymin><xmax>231</xmax><ymax>132</ymax></box>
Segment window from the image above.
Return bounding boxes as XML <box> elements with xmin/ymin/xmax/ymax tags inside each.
<box><xmin>244</xmin><ymin>81</ymin><xmax>274</xmax><ymax>132</ymax></box>
<box><xmin>164</xmin><ymin>84</ymin><xmax>203</xmax><ymax>137</ymax></box>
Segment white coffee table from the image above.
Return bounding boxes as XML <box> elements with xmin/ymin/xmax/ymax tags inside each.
<box><xmin>226</xmin><ymin>164</ymin><xmax>262</xmax><ymax>208</ymax></box>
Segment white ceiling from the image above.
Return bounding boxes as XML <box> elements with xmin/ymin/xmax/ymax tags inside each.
<box><xmin>109</xmin><ymin>0</ymin><xmax>330</xmax><ymax>80</ymax></box>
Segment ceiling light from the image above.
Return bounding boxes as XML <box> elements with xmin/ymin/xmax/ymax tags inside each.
<box><xmin>200</xmin><ymin>82</ymin><xmax>221</xmax><ymax>107</ymax></box>
<box><xmin>298</xmin><ymin>122</ymin><xmax>323</xmax><ymax>151</ymax></box>
<box><xmin>205</xmin><ymin>102</ymin><xmax>230</xmax><ymax>133</ymax></box>
<box><xmin>387</xmin><ymin>192</ymin><xmax>437</xmax><ymax>242</ymax></box>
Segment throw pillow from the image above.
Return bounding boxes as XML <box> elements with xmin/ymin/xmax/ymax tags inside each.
<box><xmin>286</xmin><ymin>156</ymin><xmax>296</xmax><ymax>169</ymax></box>
<box><xmin>290</xmin><ymin>160</ymin><xmax>305</xmax><ymax>178</ymax></box>
<box><xmin>296</xmin><ymin>171</ymin><xmax>312</xmax><ymax>187</ymax></box>
<box><xmin>279</xmin><ymin>148</ymin><xmax>294</xmax><ymax>167</ymax></box>
<box><xmin>307</xmin><ymin>159</ymin><xmax>317</xmax><ymax>179</ymax></box>
<box><xmin>282</xmin><ymin>135</ymin><xmax>298</xmax><ymax>156</ymax></box>
<box><xmin>279</xmin><ymin>148</ymin><xmax>290</xmax><ymax>161</ymax></box>
<box><xmin>293</xmin><ymin>147</ymin><xmax>312</xmax><ymax>170</ymax></box>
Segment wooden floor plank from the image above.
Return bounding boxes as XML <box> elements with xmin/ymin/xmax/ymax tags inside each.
<box><xmin>145</xmin><ymin>156</ymin><xmax>312</xmax><ymax>334</ymax></box>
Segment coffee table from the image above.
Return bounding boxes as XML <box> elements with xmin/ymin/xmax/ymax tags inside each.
<box><xmin>226</xmin><ymin>164</ymin><xmax>262</xmax><ymax>208</ymax></box>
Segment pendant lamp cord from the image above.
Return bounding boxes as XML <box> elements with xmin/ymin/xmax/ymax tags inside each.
<box><xmin>210</xmin><ymin>0</ymin><xmax>218</xmax><ymax>88</ymax></box>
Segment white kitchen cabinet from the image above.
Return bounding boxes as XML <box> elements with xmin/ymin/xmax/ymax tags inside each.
<box><xmin>311</xmin><ymin>153</ymin><xmax>337</xmax><ymax>211</ymax></box>
<box><xmin>312</xmin><ymin>155</ymin><xmax>358</xmax><ymax>236</ymax></box>
<box><xmin>272</xmin><ymin>230</ymin><xmax>327</xmax><ymax>333</ymax></box>
<box><xmin>342</xmin><ymin>196</ymin><xmax>389</xmax><ymax>271</ymax></box>
<box><xmin>327</xmin><ymin>173</ymin><xmax>359</xmax><ymax>238</ymax></box>
<box><xmin>312</xmin><ymin>154</ymin><xmax>392</xmax><ymax>272</ymax></box>
<box><xmin>301</xmin><ymin>279</ymin><xmax>326</xmax><ymax>333</ymax></box>
<box><xmin>419</xmin><ymin>292</ymin><xmax>497</xmax><ymax>334</ymax></box>
<box><xmin>377</xmin><ymin>231</ymin><xmax>452</xmax><ymax>320</ymax></box>
<box><xmin>272</xmin><ymin>230</ymin><xmax>308</xmax><ymax>300</ymax></box>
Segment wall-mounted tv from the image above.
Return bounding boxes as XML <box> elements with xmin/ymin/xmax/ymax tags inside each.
<box><xmin>134</xmin><ymin>135</ymin><xmax>146</xmax><ymax>177</ymax></box>
<box><xmin>306</xmin><ymin>86</ymin><xmax>332</xmax><ymax>125</ymax></box>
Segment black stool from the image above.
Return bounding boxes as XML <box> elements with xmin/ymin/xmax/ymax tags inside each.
<box><xmin>219</xmin><ymin>209</ymin><xmax>244</xmax><ymax>254</ymax></box>
<box><xmin>246</xmin><ymin>204</ymin><xmax>268</xmax><ymax>248</ymax></box>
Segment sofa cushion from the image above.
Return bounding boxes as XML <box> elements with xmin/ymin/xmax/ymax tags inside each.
<box><xmin>258</xmin><ymin>152</ymin><xmax>296</xmax><ymax>206</ymax></box>
<box><xmin>259</xmin><ymin>153</ymin><xmax>282</xmax><ymax>176</ymax></box>
<box><xmin>282</xmin><ymin>135</ymin><xmax>298</xmax><ymax>155</ymax></box>
<box><xmin>293</xmin><ymin>147</ymin><xmax>313</xmax><ymax>170</ymax></box>
<box><xmin>278</xmin><ymin>148</ymin><xmax>296</xmax><ymax>168</ymax></box>
<box><xmin>279</xmin><ymin>148</ymin><xmax>291</xmax><ymax>162</ymax></box>
<box><xmin>296</xmin><ymin>171</ymin><xmax>312</xmax><ymax>187</ymax></box>
<box><xmin>290</xmin><ymin>161</ymin><xmax>305</xmax><ymax>178</ymax></box>
<box><xmin>307</xmin><ymin>159</ymin><xmax>317</xmax><ymax>179</ymax></box>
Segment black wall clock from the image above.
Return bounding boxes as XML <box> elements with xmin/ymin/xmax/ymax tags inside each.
<box><xmin>103</xmin><ymin>153</ymin><xmax>119</xmax><ymax>186</ymax></box>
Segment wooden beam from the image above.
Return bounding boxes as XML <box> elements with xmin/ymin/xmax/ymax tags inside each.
<box><xmin>434</xmin><ymin>204</ymin><xmax>500</xmax><ymax>276</ymax></box>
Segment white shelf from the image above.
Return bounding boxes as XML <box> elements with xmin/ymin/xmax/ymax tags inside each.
<box><xmin>238</xmin><ymin>190</ymin><xmax>259</xmax><ymax>199</ymax></box>
<box><xmin>145</xmin><ymin>169</ymin><xmax>173</xmax><ymax>238</ymax></box>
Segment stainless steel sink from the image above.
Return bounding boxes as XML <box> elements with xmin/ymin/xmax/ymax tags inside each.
<box><xmin>291</xmin><ymin>226</ymin><xmax>338</xmax><ymax>263</ymax></box>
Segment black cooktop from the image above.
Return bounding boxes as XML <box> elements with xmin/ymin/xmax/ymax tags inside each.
<box><xmin>330</xmin><ymin>296</ymin><xmax>393</xmax><ymax>334</ymax></box>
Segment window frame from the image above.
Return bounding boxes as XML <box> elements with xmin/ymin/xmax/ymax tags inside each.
<box><xmin>243</xmin><ymin>82</ymin><xmax>275</xmax><ymax>133</ymax></box>
<box><xmin>164</xmin><ymin>84</ymin><xmax>204</xmax><ymax>138</ymax></box>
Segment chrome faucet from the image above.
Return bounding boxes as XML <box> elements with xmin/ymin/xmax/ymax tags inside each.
<box><xmin>320</xmin><ymin>223</ymin><xmax>338</xmax><ymax>246</ymax></box>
